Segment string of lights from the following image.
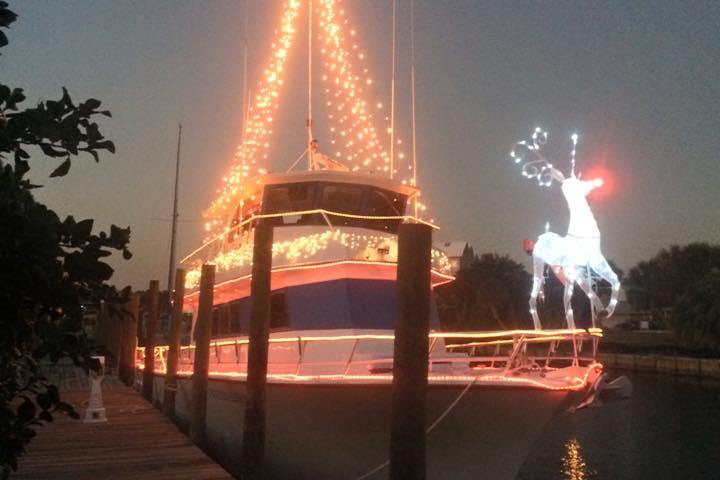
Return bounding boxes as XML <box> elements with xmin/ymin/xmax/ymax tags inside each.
<box><xmin>205</xmin><ymin>0</ymin><xmax>302</xmax><ymax>237</ymax></box>
<box><xmin>202</xmin><ymin>0</ymin><xmax>436</xmax><ymax>241</ymax></box>
<box><xmin>184</xmin><ymin>227</ymin><xmax>453</xmax><ymax>289</ymax></box>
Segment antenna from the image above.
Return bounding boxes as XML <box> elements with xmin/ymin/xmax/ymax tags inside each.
<box><xmin>307</xmin><ymin>0</ymin><xmax>314</xmax><ymax>169</ymax></box>
<box><xmin>410</xmin><ymin>0</ymin><xmax>418</xmax><ymax>217</ymax></box>
<box><xmin>570</xmin><ymin>132</ymin><xmax>578</xmax><ymax>177</ymax></box>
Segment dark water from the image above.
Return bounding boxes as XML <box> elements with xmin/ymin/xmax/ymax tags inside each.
<box><xmin>517</xmin><ymin>371</ymin><xmax>720</xmax><ymax>480</ymax></box>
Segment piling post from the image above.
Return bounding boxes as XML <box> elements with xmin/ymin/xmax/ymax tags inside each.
<box><xmin>390</xmin><ymin>223</ymin><xmax>432</xmax><ymax>480</ymax></box>
<box><xmin>120</xmin><ymin>292</ymin><xmax>140</xmax><ymax>386</ymax></box>
<box><xmin>190</xmin><ymin>264</ymin><xmax>215</xmax><ymax>447</ymax></box>
<box><xmin>142</xmin><ymin>280</ymin><xmax>159</xmax><ymax>402</ymax></box>
<box><xmin>241</xmin><ymin>224</ymin><xmax>274</xmax><ymax>479</ymax></box>
<box><xmin>163</xmin><ymin>268</ymin><xmax>186</xmax><ymax>419</ymax></box>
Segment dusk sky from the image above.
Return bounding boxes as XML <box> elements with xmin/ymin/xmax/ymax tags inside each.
<box><xmin>3</xmin><ymin>0</ymin><xmax>719</xmax><ymax>290</ymax></box>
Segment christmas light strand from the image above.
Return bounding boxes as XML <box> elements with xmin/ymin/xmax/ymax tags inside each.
<box><xmin>184</xmin><ymin>227</ymin><xmax>452</xmax><ymax>289</ymax></box>
<box><xmin>206</xmin><ymin>0</ymin><xmax>302</xmax><ymax>235</ymax></box>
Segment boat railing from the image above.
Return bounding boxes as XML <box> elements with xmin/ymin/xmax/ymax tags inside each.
<box><xmin>137</xmin><ymin>328</ymin><xmax>602</xmax><ymax>380</ymax></box>
<box><xmin>179</xmin><ymin>209</ymin><xmax>438</xmax><ymax>267</ymax></box>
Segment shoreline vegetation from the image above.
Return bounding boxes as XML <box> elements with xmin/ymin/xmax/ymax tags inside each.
<box><xmin>598</xmin><ymin>329</ymin><xmax>720</xmax><ymax>379</ymax></box>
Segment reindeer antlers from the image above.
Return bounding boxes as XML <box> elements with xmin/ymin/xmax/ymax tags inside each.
<box><xmin>510</xmin><ymin>127</ymin><xmax>556</xmax><ymax>187</ymax></box>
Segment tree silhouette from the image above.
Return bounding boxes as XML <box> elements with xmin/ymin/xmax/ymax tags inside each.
<box><xmin>625</xmin><ymin>244</ymin><xmax>720</xmax><ymax>319</ymax></box>
<box><xmin>435</xmin><ymin>253</ymin><xmax>532</xmax><ymax>330</ymax></box>
<box><xmin>672</xmin><ymin>274</ymin><xmax>720</xmax><ymax>351</ymax></box>
<box><xmin>1</xmin><ymin>3</ymin><xmax>130</xmax><ymax>476</ymax></box>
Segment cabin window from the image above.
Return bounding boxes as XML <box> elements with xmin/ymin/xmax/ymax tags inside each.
<box><xmin>320</xmin><ymin>184</ymin><xmax>364</xmax><ymax>227</ymax></box>
<box><xmin>262</xmin><ymin>183</ymin><xmax>320</xmax><ymax>225</ymax></box>
<box><xmin>264</xmin><ymin>183</ymin><xmax>315</xmax><ymax>212</ymax></box>
<box><xmin>364</xmin><ymin>188</ymin><xmax>407</xmax><ymax>232</ymax></box>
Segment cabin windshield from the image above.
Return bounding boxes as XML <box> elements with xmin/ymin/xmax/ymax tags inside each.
<box><xmin>261</xmin><ymin>181</ymin><xmax>408</xmax><ymax>233</ymax></box>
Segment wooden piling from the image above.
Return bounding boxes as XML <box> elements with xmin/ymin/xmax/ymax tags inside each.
<box><xmin>241</xmin><ymin>224</ymin><xmax>274</xmax><ymax>480</ymax></box>
<box><xmin>163</xmin><ymin>268</ymin><xmax>186</xmax><ymax>419</ymax></box>
<box><xmin>120</xmin><ymin>292</ymin><xmax>140</xmax><ymax>386</ymax></box>
<box><xmin>390</xmin><ymin>223</ymin><xmax>432</xmax><ymax>480</ymax></box>
<box><xmin>143</xmin><ymin>280</ymin><xmax>159</xmax><ymax>402</ymax></box>
<box><xmin>190</xmin><ymin>264</ymin><xmax>215</xmax><ymax>447</ymax></box>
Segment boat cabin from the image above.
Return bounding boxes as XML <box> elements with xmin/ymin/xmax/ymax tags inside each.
<box><xmin>225</xmin><ymin>170</ymin><xmax>418</xmax><ymax>235</ymax></box>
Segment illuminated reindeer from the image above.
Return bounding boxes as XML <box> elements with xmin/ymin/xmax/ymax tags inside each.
<box><xmin>511</xmin><ymin>128</ymin><xmax>620</xmax><ymax>330</ymax></box>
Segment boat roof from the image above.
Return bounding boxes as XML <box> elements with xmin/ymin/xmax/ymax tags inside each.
<box><xmin>260</xmin><ymin>170</ymin><xmax>419</xmax><ymax>197</ymax></box>
<box><xmin>205</xmin><ymin>170</ymin><xmax>419</xmax><ymax>219</ymax></box>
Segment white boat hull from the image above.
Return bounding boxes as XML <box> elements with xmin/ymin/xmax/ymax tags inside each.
<box><xmin>148</xmin><ymin>376</ymin><xmax>574</xmax><ymax>479</ymax></box>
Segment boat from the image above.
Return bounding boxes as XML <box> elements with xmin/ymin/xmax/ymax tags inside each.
<box><xmin>136</xmin><ymin>1</ymin><xmax>604</xmax><ymax>478</ymax></box>
<box><xmin>136</xmin><ymin>164</ymin><xmax>603</xmax><ymax>479</ymax></box>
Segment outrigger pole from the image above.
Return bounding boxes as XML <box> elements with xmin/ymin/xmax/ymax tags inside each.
<box><xmin>389</xmin><ymin>0</ymin><xmax>397</xmax><ymax>180</ymax></box>
<box><xmin>241</xmin><ymin>0</ymin><xmax>249</xmax><ymax>144</ymax></box>
<box><xmin>167</xmin><ymin>123</ymin><xmax>182</xmax><ymax>296</ymax></box>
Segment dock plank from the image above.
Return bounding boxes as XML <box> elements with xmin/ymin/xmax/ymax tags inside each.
<box><xmin>13</xmin><ymin>382</ymin><xmax>233</xmax><ymax>480</ymax></box>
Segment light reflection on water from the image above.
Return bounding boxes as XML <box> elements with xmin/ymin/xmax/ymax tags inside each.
<box><xmin>562</xmin><ymin>439</ymin><xmax>592</xmax><ymax>480</ymax></box>
<box><xmin>517</xmin><ymin>371</ymin><xmax>720</xmax><ymax>480</ymax></box>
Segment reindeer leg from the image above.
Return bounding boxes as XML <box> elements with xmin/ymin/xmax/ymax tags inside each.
<box><xmin>581</xmin><ymin>269</ymin><xmax>604</xmax><ymax>328</ymax></box>
<box><xmin>592</xmin><ymin>258</ymin><xmax>621</xmax><ymax>317</ymax></box>
<box><xmin>529</xmin><ymin>255</ymin><xmax>545</xmax><ymax>330</ymax></box>
<box><xmin>563</xmin><ymin>276</ymin><xmax>576</xmax><ymax>330</ymax></box>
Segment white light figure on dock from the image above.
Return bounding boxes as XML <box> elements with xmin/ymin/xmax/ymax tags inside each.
<box><xmin>510</xmin><ymin>128</ymin><xmax>621</xmax><ymax>330</ymax></box>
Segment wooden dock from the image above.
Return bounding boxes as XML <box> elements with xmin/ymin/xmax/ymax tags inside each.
<box><xmin>13</xmin><ymin>381</ymin><xmax>233</xmax><ymax>480</ymax></box>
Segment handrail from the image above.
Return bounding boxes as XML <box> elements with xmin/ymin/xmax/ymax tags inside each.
<box><xmin>138</xmin><ymin>332</ymin><xmax>601</xmax><ymax>392</ymax></box>
<box><xmin>142</xmin><ymin>329</ymin><xmax>601</xmax><ymax>376</ymax></box>
<box><xmin>145</xmin><ymin>328</ymin><xmax>602</xmax><ymax>357</ymax></box>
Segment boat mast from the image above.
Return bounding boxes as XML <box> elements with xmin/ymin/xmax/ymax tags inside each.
<box><xmin>307</xmin><ymin>0</ymin><xmax>314</xmax><ymax>170</ymax></box>
<box><xmin>389</xmin><ymin>0</ymin><xmax>396</xmax><ymax>179</ymax></box>
<box><xmin>167</xmin><ymin>123</ymin><xmax>182</xmax><ymax>295</ymax></box>
<box><xmin>410</xmin><ymin>0</ymin><xmax>418</xmax><ymax>218</ymax></box>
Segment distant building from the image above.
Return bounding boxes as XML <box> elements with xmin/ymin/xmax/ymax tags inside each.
<box><xmin>434</xmin><ymin>241</ymin><xmax>475</xmax><ymax>273</ymax></box>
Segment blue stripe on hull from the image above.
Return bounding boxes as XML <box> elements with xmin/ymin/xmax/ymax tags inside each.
<box><xmin>284</xmin><ymin>278</ymin><xmax>440</xmax><ymax>330</ymax></box>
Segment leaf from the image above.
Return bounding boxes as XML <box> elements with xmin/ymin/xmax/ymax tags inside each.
<box><xmin>46</xmin><ymin>384</ymin><xmax>60</xmax><ymax>404</ymax></box>
<box><xmin>99</xmin><ymin>110</ymin><xmax>112</xmax><ymax>118</ymax></box>
<box><xmin>122</xmin><ymin>247</ymin><xmax>133</xmax><ymax>260</ymax></box>
<box><xmin>83</xmin><ymin>98</ymin><xmax>101</xmax><ymax>111</ymax></box>
<box><xmin>17</xmin><ymin>399</ymin><xmax>36</xmax><ymax>422</ymax></box>
<box><xmin>56</xmin><ymin>401</ymin><xmax>79</xmax><ymax>419</ymax></box>
<box><xmin>109</xmin><ymin>225</ymin><xmax>131</xmax><ymax>248</ymax></box>
<box><xmin>40</xmin><ymin>143</ymin><xmax>66</xmax><ymax>158</ymax></box>
<box><xmin>8</xmin><ymin>87</ymin><xmax>25</xmax><ymax>107</ymax></box>
<box><xmin>13</xmin><ymin>157</ymin><xmax>29</xmax><ymax>178</ymax></box>
<box><xmin>95</xmin><ymin>140</ymin><xmax>116</xmax><ymax>154</ymax></box>
<box><xmin>73</xmin><ymin>219</ymin><xmax>94</xmax><ymax>243</ymax></box>
<box><xmin>61</xmin><ymin>87</ymin><xmax>73</xmax><ymax>107</ymax></box>
<box><xmin>49</xmin><ymin>158</ymin><xmax>71</xmax><ymax>177</ymax></box>
<box><xmin>38</xmin><ymin>410</ymin><xmax>53</xmax><ymax>423</ymax></box>
<box><xmin>36</xmin><ymin>392</ymin><xmax>51</xmax><ymax>410</ymax></box>
<box><xmin>0</xmin><ymin>3</ymin><xmax>18</xmax><ymax>29</ymax></box>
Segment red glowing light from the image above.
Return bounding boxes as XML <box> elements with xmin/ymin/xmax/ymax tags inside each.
<box><xmin>583</xmin><ymin>165</ymin><xmax>614</xmax><ymax>201</ymax></box>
